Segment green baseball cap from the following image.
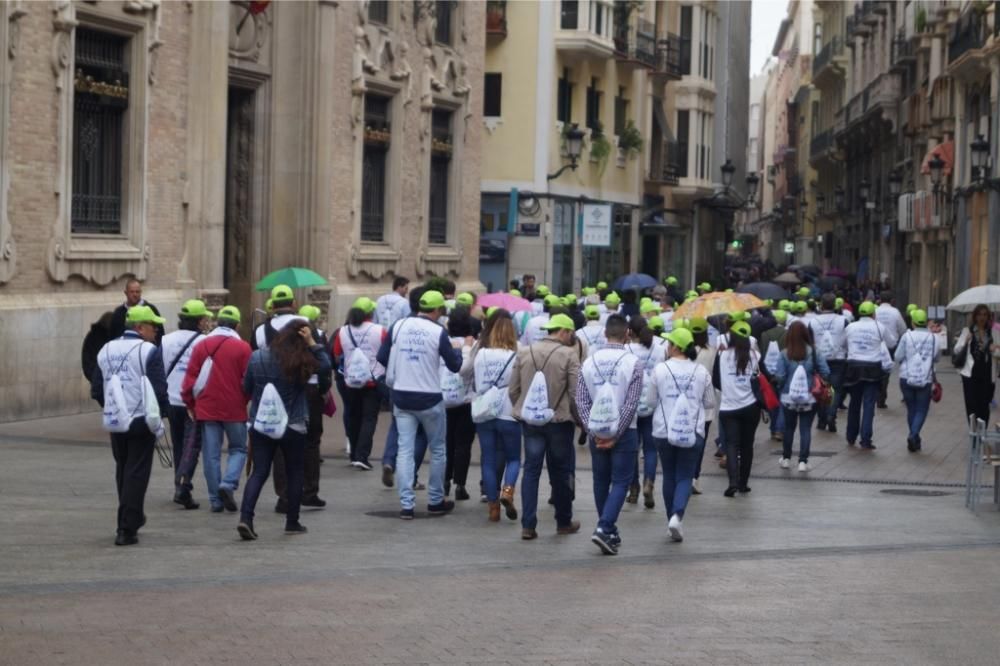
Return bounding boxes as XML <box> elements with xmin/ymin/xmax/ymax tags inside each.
<box><xmin>648</xmin><ymin>315</ymin><xmax>665</xmax><ymax>332</ymax></box>
<box><xmin>792</xmin><ymin>301</ymin><xmax>808</xmax><ymax>314</ymax></box>
<box><xmin>640</xmin><ymin>301</ymin><xmax>661</xmax><ymax>315</ymax></box>
<box><xmin>298</xmin><ymin>305</ymin><xmax>321</xmax><ymax>322</ymax></box>
<box><xmin>673</xmin><ymin>318</ymin><xmax>690</xmax><ymax>331</ymax></box>
<box><xmin>535</xmin><ymin>285</ymin><xmax>550</xmax><ymax>297</ymax></box>
<box><xmin>686</xmin><ymin>290</ymin><xmax>699</xmax><ymax>299</ymax></box>
<box><xmin>725</xmin><ymin>288</ymin><xmax>734</xmax><ymax>293</ymax></box>
<box><xmin>541</xmin><ymin>313</ymin><xmax>576</xmax><ymax>331</ymax></box>
<box><xmin>640</xmin><ymin>297</ymin><xmax>653</xmax><ymax>306</ymax></box>
<box><xmin>126</xmin><ymin>305</ymin><xmax>165</xmax><ymax>326</ymax></box>
<box><xmin>180</xmin><ymin>299</ymin><xmax>213</xmax><ymax>319</ymax></box>
<box><xmin>582</xmin><ymin>287</ymin><xmax>596</xmax><ymax>296</ymax></box>
<box><xmin>665</xmin><ymin>276</ymin><xmax>678</xmax><ymax>286</ymax></box>
<box><xmin>835</xmin><ymin>297</ymin><xmax>845</xmax><ymax>309</ymax></box>
<box><xmin>858</xmin><ymin>301</ymin><xmax>876</xmax><ymax>316</ymax></box>
<box><xmin>217</xmin><ymin>305</ymin><xmax>241</xmax><ymax>324</ymax></box>
<box><xmin>764</xmin><ymin>299</ymin><xmax>774</xmax><ymax>307</ymax></box>
<box><xmin>906</xmin><ymin>303</ymin><xmax>918</xmax><ymax>313</ymax></box>
<box><xmin>352</xmin><ymin>296</ymin><xmax>376</xmax><ymax>314</ymax></box>
<box><xmin>509</xmin><ymin>289</ymin><xmax>522</xmax><ymax>297</ymax></box>
<box><xmin>774</xmin><ymin>309</ymin><xmax>788</xmax><ymax>324</ymax></box>
<box><xmin>265</xmin><ymin>298</ymin><xmax>274</xmax><ymax>313</ymax></box>
<box><xmin>271</xmin><ymin>284</ymin><xmax>294</xmax><ymax>303</ymax></box>
<box><xmin>663</xmin><ymin>327</ymin><xmax>694</xmax><ymax>350</ymax></box>
<box><xmin>604</xmin><ymin>292</ymin><xmax>621</xmax><ymax>306</ymax></box>
<box><xmin>562</xmin><ymin>295</ymin><xmax>577</xmax><ymax>307</ymax></box>
<box><xmin>486</xmin><ymin>306</ymin><xmax>499</xmax><ymax>318</ymax></box>
<box><xmin>730</xmin><ymin>321</ymin><xmax>752</xmax><ymax>338</ymax></box>
<box><xmin>797</xmin><ymin>287</ymin><xmax>810</xmax><ymax>298</ymax></box>
<box><xmin>456</xmin><ymin>292</ymin><xmax>475</xmax><ymax>306</ymax></box>
<box><xmin>688</xmin><ymin>316</ymin><xmax>709</xmax><ymax>334</ymax></box>
<box><xmin>596</xmin><ymin>281</ymin><xmax>608</xmax><ymax>290</ymax></box>
<box><xmin>697</xmin><ymin>282</ymin><xmax>712</xmax><ymax>292</ymax></box>
<box><xmin>910</xmin><ymin>308</ymin><xmax>928</xmax><ymax>326</ymax></box>
<box><xmin>729</xmin><ymin>310</ymin><xmax>749</xmax><ymax>322</ymax></box>
<box><xmin>543</xmin><ymin>294</ymin><xmax>562</xmax><ymax>307</ymax></box>
<box><xmin>778</xmin><ymin>299</ymin><xmax>791</xmax><ymax>311</ymax></box>
<box><xmin>584</xmin><ymin>304</ymin><xmax>600</xmax><ymax>319</ymax></box>
<box><xmin>419</xmin><ymin>290</ymin><xmax>446</xmax><ymax>310</ymax></box>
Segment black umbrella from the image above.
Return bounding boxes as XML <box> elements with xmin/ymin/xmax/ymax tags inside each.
<box><xmin>818</xmin><ymin>275</ymin><xmax>848</xmax><ymax>291</ymax></box>
<box><xmin>737</xmin><ymin>282</ymin><xmax>788</xmax><ymax>301</ymax></box>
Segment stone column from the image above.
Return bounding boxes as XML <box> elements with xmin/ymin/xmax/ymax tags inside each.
<box><xmin>182</xmin><ymin>0</ymin><xmax>230</xmax><ymax>307</ymax></box>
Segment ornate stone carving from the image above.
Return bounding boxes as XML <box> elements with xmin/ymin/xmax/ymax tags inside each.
<box><xmin>229</xmin><ymin>0</ymin><xmax>270</xmax><ymax>63</ymax></box>
<box><xmin>416</xmin><ymin>246</ymin><xmax>463</xmax><ymax>277</ymax></box>
<box><xmin>7</xmin><ymin>2</ymin><xmax>27</xmax><ymax>59</ymax></box>
<box><xmin>415</xmin><ymin>1</ymin><xmax>436</xmax><ymax>48</ymax></box>
<box><xmin>387</xmin><ymin>40</ymin><xmax>413</xmax><ymax>107</ymax></box>
<box><xmin>51</xmin><ymin>1</ymin><xmax>77</xmax><ymax>90</ymax></box>
<box><xmin>122</xmin><ymin>0</ymin><xmax>163</xmax><ymax>85</ymax></box>
<box><xmin>347</xmin><ymin>243</ymin><xmax>402</xmax><ymax>280</ymax></box>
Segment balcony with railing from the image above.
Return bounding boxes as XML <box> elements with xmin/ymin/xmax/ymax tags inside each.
<box><xmin>930</xmin><ymin>76</ymin><xmax>954</xmax><ymax>122</ymax></box>
<box><xmin>613</xmin><ymin>16</ymin><xmax>657</xmax><ymax>69</ymax></box>
<box><xmin>486</xmin><ymin>1</ymin><xmax>507</xmax><ymax>38</ymax></box>
<box><xmin>810</xmin><ymin>129</ymin><xmax>834</xmax><ymax>163</ymax></box>
<box><xmin>648</xmin><ymin>139</ymin><xmax>681</xmax><ymax>186</ymax></box>
<box><xmin>947</xmin><ymin>9</ymin><xmax>988</xmax><ymax>74</ymax></box>
<box><xmin>651</xmin><ymin>34</ymin><xmax>682</xmax><ymax>80</ymax></box>
<box><xmin>813</xmin><ymin>35</ymin><xmax>846</xmax><ymax>83</ymax></box>
<box><xmin>891</xmin><ymin>32</ymin><xmax>915</xmax><ymax>70</ymax></box>
<box><xmin>556</xmin><ymin>1</ymin><xmax>616</xmax><ymax>57</ymax></box>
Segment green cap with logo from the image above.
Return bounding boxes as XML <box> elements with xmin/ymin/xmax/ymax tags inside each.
<box><xmin>456</xmin><ymin>292</ymin><xmax>475</xmax><ymax>306</ymax></box>
<box><xmin>673</xmin><ymin>317</ymin><xmax>690</xmax><ymax>331</ymax></box>
<box><xmin>582</xmin><ymin>287</ymin><xmax>596</xmax><ymax>296</ymax></box>
<box><xmin>729</xmin><ymin>321</ymin><xmax>752</xmax><ymax>339</ymax></box>
<box><xmin>298</xmin><ymin>305</ymin><xmax>321</xmax><ymax>322</ymax></box>
<box><xmin>640</xmin><ymin>301</ymin><xmax>661</xmax><ymax>315</ymax></box>
<box><xmin>542</xmin><ymin>313</ymin><xmax>576</xmax><ymax>331</ymax></box>
<box><xmin>596</xmin><ymin>281</ymin><xmax>608</xmax><ymax>290</ymax></box>
<box><xmin>419</xmin><ymin>290</ymin><xmax>446</xmax><ymax>310</ymax></box>
<box><xmin>217</xmin><ymin>305</ymin><xmax>241</xmax><ymax>324</ymax></box>
<box><xmin>688</xmin><ymin>316</ymin><xmax>709</xmax><ymax>334</ymax></box>
<box><xmin>663</xmin><ymin>327</ymin><xmax>694</xmax><ymax>350</ymax></box>
<box><xmin>584</xmin><ymin>304</ymin><xmax>600</xmax><ymax>320</ymax></box>
<box><xmin>910</xmin><ymin>308</ymin><xmax>928</xmax><ymax>326</ymax></box>
<box><xmin>604</xmin><ymin>292</ymin><xmax>621</xmax><ymax>306</ymax></box>
<box><xmin>648</xmin><ymin>315</ymin><xmax>665</xmax><ymax>332</ymax></box>
<box><xmin>352</xmin><ymin>297</ymin><xmax>376</xmax><ymax>314</ymax></box>
<box><xmin>180</xmin><ymin>299</ymin><xmax>213</xmax><ymax>319</ymax></box>
<box><xmin>271</xmin><ymin>284</ymin><xmax>294</xmax><ymax>303</ymax></box>
<box><xmin>792</xmin><ymin>301</ymin><xmax>808</xmax><ymax>314</ymax></box>
<box><xmin>858</xmin><ymin>301</ymin><xmax>876</xmax><ymax>316</ymax></box>
<box><xmin>543</xmin><ymin>294</ymin><xmax>562</xmax><ymax>307</ymax></box>
<box><xmin>535</xmin><ymin>285</ymin><xmax>550</xmax><ymax>297</ymax></box>
<box><xmin>686</xmin><ymin>290</ymin><xmax>699</xmax><ymax>300</ymax></box>
<box><xmin>664</xmin><ymin>276</ymin><xmax>678</xmax><ymax>286</ymax></box>
<box><xmin>562</xmin><ymin>294</ymin><xmax>577</xmax><ymax>307</ymax></box>
<box><xmin>126</xmin><ymin>305</ymin><xmax>165</xmax><ymax>326</ymax></box>
<box><xmin>774</xmin><ymin>309</ymin><xmax>788</xmax><ymax>324</ymax></box>
<box><xmin>265</xmin><ymin>298</ymin><xmax>274</xmax><ymax>314</ymax></box>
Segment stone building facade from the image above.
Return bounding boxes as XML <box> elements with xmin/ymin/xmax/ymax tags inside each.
<box><xmin>0</xmin><ymin>0</ymin><xmax>485</xmax><ymax>422</ymax></box>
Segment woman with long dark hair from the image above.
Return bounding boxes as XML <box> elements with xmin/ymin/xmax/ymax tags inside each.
<box><xmin>713</xmin><ymin>321</ymin><xmax>761</xmax><ymax>497</ymax></box>
<box><xmin>773</xmin><ymin>321</ymin><xmax>830</xmax><ymax>473</ymax></box>
<box><xmin>332</xmin><ymin>298</ymin><xmax>387</xmax><ymax>470</ymax></box>
<box><xmin>444</xmin><ymin>307</ymin><xmax>477</xmax><ymax>500</ymax></box>
<box><xmin>954</xmin><ymin>304</ymin><xmax>997</xmax><ymax>424</ymax></box>
<box><xmin>239</xmin><ymin>321</ymin><xmax>331</xmax><ymax>539</ymax></box>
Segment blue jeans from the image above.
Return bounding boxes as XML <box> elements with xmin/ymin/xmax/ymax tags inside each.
<box><xmin>821</xmin><ymin>361</ymin><xmax>846</xmax><ymax>426</ymax></box>
<box><xmin>240</xmin><ymin>429</ymin><xmax>305</xmax><ymax>524</ymax></box>
<box><xmin>590</xmin><ymin>429</ymin><xmax>639</xmax><ymax>535</ymax></box>
<box><xmin>656</xmin><ymin>435</ymin><xmax>704</xmax><ymax>520</ymax></box>
<box><xmin>900</xmin><ymin>380</ymin><xmax>932</xmax><ymax>440</ymax></box>
<box><xmin>631</xmin><ymin>416</ymin><xmax>658</xmax><ymax>485</ymax></box>
<box><xmin>846</xmin><ymin>381</ymin><xmax>879</xmax><ymax>445</ymax></box>
<box><xmin>476</xmin><ymin>418</ymin><xmax>522</xmax><ymax>502</ymax></box>
<box><xmin>521</xmin><ymin>421</ymin><xmax>575</xmax><ymax>530</ymax></box>
<box><xmin>769</xmin><ymin>405</ymin><xmax>785</xmax><ymax>435</ymax></box>
<box><xmin>200</xmin><ymin>421</ymin><xmax>247</xmax><ymax>508</ymax></box>
<box><xmin>394</xmin><ymin>403</ymin><xmax>447</xmax><ymax>510</ymax></box>
<box><xmin>782</xmin><ymin>407</ymin><xmax>816</xmax><ymax>462</ymax></box>
<box><xmin>382</xmin><ymin>416</ymin><xmax>427</xmax><ymax>477</ymax></box>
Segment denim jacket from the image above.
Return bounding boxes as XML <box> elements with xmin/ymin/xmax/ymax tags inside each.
<box><xmin>244</xmin><ymin>345</ymin><xmax>331</xmax><ymax>431</ymax></box>
<box><xmin>773</xmin><ymin>346</ymin><xmax>831</xmax><ymax>406</ymax></box>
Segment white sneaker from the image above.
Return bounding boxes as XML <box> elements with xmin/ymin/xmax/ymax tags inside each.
<box><xmin>668</xmin><ymin>515</ymin><xmax>683</xmax><ymax>542</ymax></box>
<box><xmin>691</xmin><ymin>478</ymin><xmax>702</xmax><ymax>495</ymax></box>
<box><xmin>779</xmin><ymin>457</ymin><xmax>791</xmax><ymax>469</ymax></box>
<box><xmin>798</xmin><ymin>461</ymin><xmax>809</xmax><ymax>473</ymax></box>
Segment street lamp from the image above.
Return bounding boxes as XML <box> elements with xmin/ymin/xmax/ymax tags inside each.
<box><xmin>888</xmin><ymin>170</ymin><xmax>902</xmax><ymax>197</ymax></box>
<box><xmin>816</xmin><ymin>192</ymin><xmax>826</xmax><ymax>214</ymax></box>
<box><xmin>547</xmin><ymin>123</ymin><xmax>586</xmax><ymax>180</ymax></box>
<box><xmin>721</xmin><ymin>159</ymin><xmax>736</xmax><ymax>189</ymax></box>
<box><xmin>746</xmin><ymin>171</ymin><xmax>760</xmax><ymax>205</ymax></box>
<box><xmin>971</xmin><ymin>134</ymin><xmax>989</xmax><ymax>181</ymax></box>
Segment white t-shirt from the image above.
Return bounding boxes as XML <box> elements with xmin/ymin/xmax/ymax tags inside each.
<box><xmin>846</xmin><ymin>317</ymin><xmax>891</xmax><ymax>365</ymax></box>
<box><xmin>649</xmin><ymin>358</ymin><xmax>715</xmax><ymax>439</ymax></box>
<box><xmin>716</xmin><ymin>348</ymin><xmax>761</xmax><ymax>412</ymax></box>
<box><xmin>875</xmin><ymin>304</ymin><xmax>908</xmax><ymax>349</ymax></box>
<box><xmin>161</xmin><ymin>330</ymin><xmax>204</xmax><ymax>407</ymax></box>
<box><xmin>338</xmin><ymin>321</ymin><xmax>387</xmax><ymax>380</ymax></box>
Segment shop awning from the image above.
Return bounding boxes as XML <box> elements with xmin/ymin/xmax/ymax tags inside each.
<box><xmin>920</xmin><ymin>140</ymin><xmax>954</xmax><ymax>177</ymax></box>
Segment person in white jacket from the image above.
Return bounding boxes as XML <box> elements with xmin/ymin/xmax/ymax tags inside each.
<box><xmin>575</xmin><ymin>304</ymin><xmax>607</xmax><ymax>357</ymax></box>
<box><xmin>844</xmin><ymin>301</ymin><xmax>894</xmax><ymax>449</ymax></box>
<box><xmin>953</xmin><ymin>303</ymin><xmax>998</xmax><ymax>426</ymax></box>
<box><xmin>647</xmin><ymin>327</ymin><xmax>714</xmax><ymax>543</ymax></box>
<box><xmin>874</xmin><ymin>291</ymin><xmax>908</xmax><ymax>408</ymax></box>
<box><xmin>894</xmin><ymin>309</ymin><xmax>940</xmax><ymax>452</ymax></box>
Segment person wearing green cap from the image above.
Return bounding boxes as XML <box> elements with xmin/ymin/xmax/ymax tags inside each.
<box><xmin>809</xmin><ymin>294</ymin><xmax>849</xmax><ymax>433</ymax></box>
<box><xmin>773</xmin><ymin>321</ymin><xmax>831</xmax><ymax>473</ymax></box>
<box><xmin>376</xmin><ymin>289</ymin><xmax>463</xmax><ymax>519</ymax></box>
<box><xmin>647</xmin><ymin>325</ymin><xmax>714</xmax><ymax>542</ymax></box>
<box><xmin>894</xmin><ymin>309</ymin><xmax>939</xmax><ymax>452</ymax></box>
<box><xmin>874</xmin><ymin>290</ymin><xmax>907</xmax><ymax>409</ymax></box>
<box><xmin>624</xmin><ymin>317</ymin><xmax>667</xmax><ymax>507</ymax></box>
<box><xmin>639</xmin><ymin>300</ymin><xmax>661</xmax><ymax>318</ymax></box>
<box><xmin>161</xmin><ymin>299</ymin><xmax>213</xmax><ymax>510</ymax></box>
<box><xmin>760</xmin><ymin>310</ymin><xmax>788</xmax><ymax>441</ymax></box>
<box><xmin>238</xmin><ymin>317</ymin><xmax>332</xmax><ymax>539</ymax></box>
<box><xmin>713</xmin><ymin>320</ymin><xmax>762</xmax><ymax>497</ymax></box>
<box><xmin>109</xmin><ymin>278</ymin><xmax>166</xmax><ymax>343</ymax></box>
<box><xmin>576</xmin><ymin>304</ymin><xmax>608</xmax><ymax>358</ymax></box>
<box><xmin>596</xmin><ymin>280</ymin><xmax>609</xmax><ymax>292</ymax></box>
<box><xmin>844</xmin><ymin>301</ymin><xmax>894</xmax><ymax>449</ymax></box>
<box><xmin>375</xmin><ymin>276</ymin><xmax>411</xmax><ymax>328</ymax></box>
<box><xmin>90</xmin><ymin>304</ymin><xmax>170</xmax><ymax>545</ymax></box>
<box><xmin>181</xmin><ymin>304</ymin><xmax>253</xmax><ymax>514</ymax></box>
<box><xmin>508</xmin><ymin>313</ymin><xmax>582</xmax><ymax>539</ymax></box>
<box><xmin>253</xmin><ymin>285</ymin><xmax>308</xmax><ymax>351</ymax></box>
<box><xmin>520</xmin><ymin>294</ymin><xmax>562</xmax><ymax>346</ymax></box>
<box><xmin>600</xmin><ymin>291</ymin><xmax>621</xmax><ymax>324</ymax></box>
<box><xmin>697</xmin><ymin>282</ymin><xmax>711</xmax><ymax>294</ymax></box>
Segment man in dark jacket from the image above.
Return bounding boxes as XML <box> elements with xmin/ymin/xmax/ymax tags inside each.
<box><xmin>109</xmin><ymin>279</ymin><xmax>165</xmax><ymax>343</ymax></box>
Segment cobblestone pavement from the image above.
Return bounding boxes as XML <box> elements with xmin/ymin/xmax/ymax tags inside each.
<box><xmin>1</xmin><ymin>364</ymin><xmax>999</xmax><ymax>665</ymax></box>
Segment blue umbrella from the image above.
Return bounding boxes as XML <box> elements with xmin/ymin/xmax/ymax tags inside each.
<box><xmin>613</xmin><ymin>273</ymin><xmax>659</xmax><ymax>292</ymax></box>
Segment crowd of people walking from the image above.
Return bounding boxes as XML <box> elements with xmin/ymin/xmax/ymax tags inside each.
<box><xmin>88</xmin><ymin>273</ymin><xmax>984</xmax><ymax>554</ymax></box>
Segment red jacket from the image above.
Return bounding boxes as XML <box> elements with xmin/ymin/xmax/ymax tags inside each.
<box><xmin>181</xmin><ymin>331</ymin><xmax>252</xmax><ymax>422</ymax></box>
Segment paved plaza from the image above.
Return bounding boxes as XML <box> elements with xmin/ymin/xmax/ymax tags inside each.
<box><xmin>1</xmin><ymin>364</ymin><xmax>999</xmax><ymax>665</ymax></box>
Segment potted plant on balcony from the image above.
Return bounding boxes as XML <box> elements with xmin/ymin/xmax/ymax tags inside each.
<box><xmin>586</xmin><ymin>121</ymin><xmax>612</xmax><ymax>176</ymax></box>
<box><xmin>916</xmin><ymin>7</ymin><xmax>927</xmax><ymax>33</ymax></box>
<box><xmin>618</xmin><ymin>120</ymin><xmax>643</xmax><ymax>157</ymax></box>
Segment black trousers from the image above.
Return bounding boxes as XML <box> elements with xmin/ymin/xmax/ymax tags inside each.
<box><xmin>167</xmin><ymin>405</ymin><xmax>195</xmax><ymax>492</ymax></box>
<box><xmin>343</xmin><ymin>385</ymin><xmax>382</xmax><ymax>464</ymax></box>
<box><xmin>878</xmin><ymin>347</ymin><xmax>897</xmax><ymax>406</ymax></box>
<box><xmin>962</xmin><ymin>375</ymin><xmax>993</xmax><ymax>426</ymax></box>
<box><xmin>110</xmin><ymin>419</ymin><xmax>155</xmax><ymax>535</ymax></box>
<box><xmin>720</xmin><ymin>404</ymin><xmax>760</xmax><ymax>490</ymax></box>
<box><xmin>445</xmin><ymin>403</ymin><xmax>476</xmax><ymax>488</ymax></box>
<box><xmin>274</xmin><ymin>387</ymin><xmax>323</xmax><ymax>501</ymax></box>
<box><xmin>243</xmin><ymin>430</ymin><xmax>306</xmax><ymax>524</ymax></box>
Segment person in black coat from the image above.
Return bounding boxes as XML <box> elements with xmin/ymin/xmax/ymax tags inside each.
<box><xmin>109</xmin><ymin>279</ymin><xmax>165</xmax><ymax>343</ymax></box>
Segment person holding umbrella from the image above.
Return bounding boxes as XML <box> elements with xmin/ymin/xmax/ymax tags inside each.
<box><xmin>953</xmin><ymin>304</ymin><xmax>998</xmax><ymax>426</ymax></box>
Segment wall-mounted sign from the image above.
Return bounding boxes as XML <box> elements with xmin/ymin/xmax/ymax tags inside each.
<box><xmin>581</xmin><ymin>204</ymin><xmax>612</xmax><ymax>247</ymax></box>
<box><xmin>784</xmin><ymin>242</ymin><xmax>795</xmax><ymax>254</ymax></box>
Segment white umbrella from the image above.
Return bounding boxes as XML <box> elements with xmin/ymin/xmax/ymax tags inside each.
<box><xmin>946</xmin><ymin>285</ymin><xmax>1000</xmax><ymax>313</ymax></box>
